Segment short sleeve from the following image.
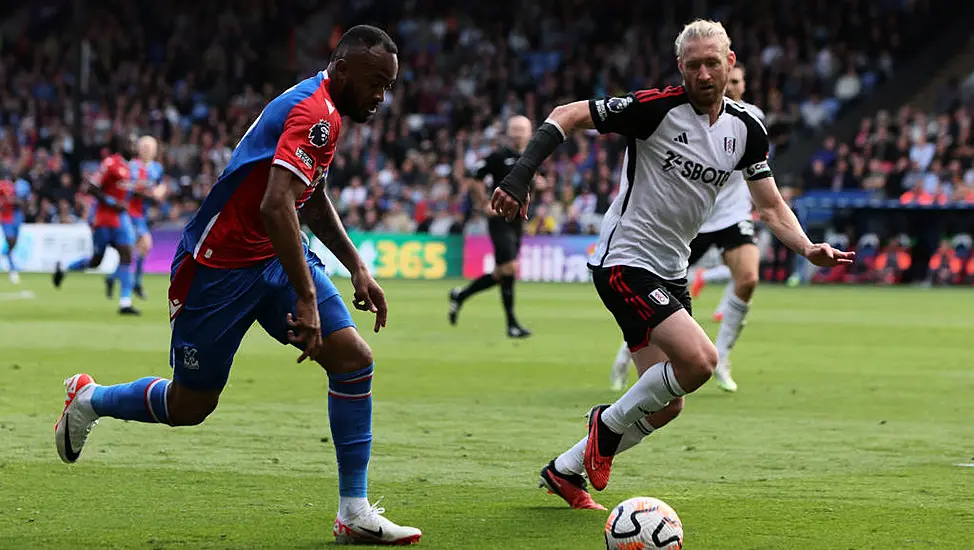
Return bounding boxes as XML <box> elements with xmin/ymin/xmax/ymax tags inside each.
<box><xmin>734</xmin><ymin>115</ymin><xmax>772</xmax><ymax>181</ymax></box>
<box><xmin>273</xmin><ymin>102</ymin><xmax>338</xmax><ymax>187</ymax></box>
<box><xmin>589</xmin><ymin>87</ymin><xmax>685</xmax><ymax>140</ymax></box>
<box><xmin>93</xmin><ymin>158</ymin><xmax>115</xmax><ymax>187</ymax></box>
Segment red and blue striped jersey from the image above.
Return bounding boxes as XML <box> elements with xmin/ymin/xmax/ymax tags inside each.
<box><xmin>0</xmin><ymin>180</ymin><xmax>15</xmax><ymax>224</ymax></box>
<box><xmin>92</xmin><ymin>154</ymin><xmax>132</xmax><ymax>228</ymax></box>
<box><xmin>180</xmin><ymin>71</ymin><xmax>342</xmax><ymax>269</ymax></box>
<box><xmin>128</xmin><ymin>159</ymin><xmax>164</xmax><ymax>219</ymax></box>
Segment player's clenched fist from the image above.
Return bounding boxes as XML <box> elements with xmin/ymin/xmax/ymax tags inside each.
<box><xmin>490</xmin><ymin>188</ymin><xmax>530</xmax><ymax>222</ymax></box>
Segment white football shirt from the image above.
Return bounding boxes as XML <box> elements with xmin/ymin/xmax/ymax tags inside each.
<box><xmin>698</xmin><ymin>100</ymin><xmax>767</xmax><ymax>234</ymax></box>
<box><xmin>587</xmin><ymin>87</ymin><xmax>771</xmax><ymax>280</ymax></box>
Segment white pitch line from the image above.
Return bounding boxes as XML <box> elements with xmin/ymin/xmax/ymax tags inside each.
<box><xmin>954</xmin><ymin>463</ymin><xmax>974</xmax><ymax>468</ymax></box>
<box><xmin>0</xmin><ymin>290</ymin><xmax>36</xmax><ymax>301</ymax></box>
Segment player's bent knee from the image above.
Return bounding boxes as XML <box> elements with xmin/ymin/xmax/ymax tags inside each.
<box><xmin>735</xmin><ymin>270</ymin><xmax>759</xmax><ymax>296</ymax></box>
<box><xmin>665</xmin><ymin>396</ymin><xmax>684</xmax><ymax>417</ymax></box>
<box><xmin>315</xmin><ymin>327</ymin><xmax>374</xmax><ymax>374</ymax></box>
<box><xmin>168</xmin><ymin>406</ymin><xmax>214</xmax><ymax>427</ymax></box>
<box><xmin>696</xmin><ymin>344</ymin><xmax>719</xmax><ymax>375</ymax></box>
<box><xmin>671</xmin><ymin>343</ymin><xmax>718</xmax><ymax>391</ymax></box>
<box><xmin>166</xmin><ymin>384</ymin><xmax>220</xmax><ymax>426</ymax></box>
<box><xmin>646</xmin><ymin>396</ymin><xmax>683</xmax><ymax>430</ymax></box>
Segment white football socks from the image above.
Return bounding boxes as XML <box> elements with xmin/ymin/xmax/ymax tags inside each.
<box><xmin>716</xmin><ymin>293</ymin><xmax>749</xmax><ymax>360</ymax></box>
<box><xmin>601</xmin><ymin>362</ymin><xmax>686</xmax><ymax>434</ymax></box>
<box><xmin>554</xmin><ymin>437</ymin><xmax>587</xmax><ymax>476</ymax></box>
<box><xmin>554</xmin><ymin>417</ymin><xmax>655</xmax><ymax>476</ymax></box>
<box><xmin>339</xmin><ymin>497</ymin><xmax>370</xmax><ymax>519</ymax></box>
<box><xmin>616</xmin><ymin>417</ymin><xmax>654</xmax><ymax>454</ymax></box>
<box><xmin>612</xmin><ymin>341</ymin><xmax>632</xmax><ymax>372</ymax></box>
<box><xmin>702</xmin><ymin>265</ymin><xmax>732</xmax><ymax>283</ymax></box>
<box><xmin>715</xmin><ymin>280</ymin><xmax>734</xmax><ymax>316</ymax></box>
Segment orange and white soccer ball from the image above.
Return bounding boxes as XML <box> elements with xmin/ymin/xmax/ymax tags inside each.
<box><xmin>604</xmin><ymin>496</ymin><xmax>684</xmax><ymax>550</ymax></box>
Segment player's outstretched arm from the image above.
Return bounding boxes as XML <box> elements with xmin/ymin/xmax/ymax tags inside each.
<box><xmin>491</xmin><ymin>101</ymin><xmax>593</xmax><ymax>221</ymax></box>
<box><xmin>300</xmin><ymin>185</ymin><xmax>366</xmax><ymax>274</ymax></box>
<box><xmin>132</xmin><ymin>178</ymin><xmax>167</xmax><ymax>205</ymax></box>
<box><xmin>83</xmin><ymin>179</ymin><xmax>125</xmax><ymax>212</ymax></box>
<box><xmin>748</xmin><ymin>176</ymin><xmax>855</xmax><ymax>268</ymax></box>
<box><xmin>301</xmin><ymin>185</ymin><xmax>387</xmax><ymax>331</ymax></box>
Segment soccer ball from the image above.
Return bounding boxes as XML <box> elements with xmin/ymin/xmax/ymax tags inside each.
<box><xmin>604</xmin><ymin>497</ymin><xmax>683</xmax><ymax>550</ymax></box>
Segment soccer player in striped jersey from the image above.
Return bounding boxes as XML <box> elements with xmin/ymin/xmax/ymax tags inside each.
<box><xmin>128</xmin><ymin>136</ymin><xmax>166</xmax><ymax>299</ymax></box>
<box><xmin>53</xmin><ymin>135</ymin><xmax>141</xmax><ymax>315</ymax></box>
<box><xmin>610</xmin><ymin>65</ymin><xmax>767</xmax><ymax>393</ymax></box>
<box><xmin>0</xmin><ymin>176</ymin><xmax>28</xmax><ymax>284</ymax></box>
<box><xmin>491</xmin><ymin>20</ymin><xmax>852</xmax><ymax>509</ymax></box>
<box><xmin>53</xmin><ymin>26</ymin><xmax>421</xmax><ymax>545</ymax></box>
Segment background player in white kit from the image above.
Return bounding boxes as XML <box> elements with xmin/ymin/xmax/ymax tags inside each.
<box><xmin>490</xmin><ymin>19</ymin><xmax>854</xmax><ymax>509</ymax></box>
<box><xmin>609</xmin><ymin>66</ymin><xmax>764</xmax><ymax>393</ymax></box>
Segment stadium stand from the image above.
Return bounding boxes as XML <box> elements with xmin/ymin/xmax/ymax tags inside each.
<box><xmin>0</xmin><ymin>0</ymin><xmax>968</xmax><ymax>283</ymax></box>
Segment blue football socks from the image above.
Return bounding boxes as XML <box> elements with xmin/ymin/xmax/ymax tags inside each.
<box><xmin>117</xmin><ymin>262</ymin><xmax>133</xmax><ymax>302</ymax></box>
<box><xmin>90</xmin><ymin>377</ymin><xmax>170</xmax><ymax>424</ymax></box>
<box><xmin>328</xmin><ymin>365</ymin><xmax>374</xmax><ymax>498</ymax></box>
<box><xmin>135</xmin><ymin>255</ymin><xmax>145</xmax><ymax>288</ymax></box>
<box><xmin>67</xmin><ymin>257</ymin><xmax>90</xmax><ymax>271</ymax></box>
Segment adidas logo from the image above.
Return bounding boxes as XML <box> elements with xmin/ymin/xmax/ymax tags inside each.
<box><xmin>673</xmin><ymin>132</ymin><xmax>689</xmax><ymax>144</ymax></box>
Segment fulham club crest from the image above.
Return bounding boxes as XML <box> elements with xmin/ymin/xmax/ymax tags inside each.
<box><xmin>309</xmin><ymin>119</ymin><xmax>331</xmax><ymax>148</ymax></box>
<box><xmin>649</xmin><ymin>288</ymin><xmax>670</xmax><ymax>306</ymax></box>
<box><xmin>723</xmin><ymin>137</ymin><xmax>737</xmax><ymax>155</ymax></box>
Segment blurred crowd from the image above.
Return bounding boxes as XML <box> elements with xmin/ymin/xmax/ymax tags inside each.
<box><xmin>801</xmin><ymin>75</ymin><xmax>974</xmax><ymax>203</ymax></box>
<box><xmin>0</xmin><ymin>0</ymin><xmax>958</xmax><ymax>235</ymax></box>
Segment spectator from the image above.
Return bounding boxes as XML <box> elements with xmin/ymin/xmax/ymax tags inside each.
<box><xmin>830</xmin><ymin>158</ymin><xmax>856</xmax><ymax>191</ymax></box>
<box><xmin>340</xmin><ymin>176</ymin><xmax>368</xmax><ymax>212</ymax></box>
<box><xmin>900</xmin><ymin>177</ymin><xmax>947</xmax><ymax>205</ymax></box>
<box><xmin>0</xmin><ymin>0</ymin><xmax>962</xmax><ymax>235</ymax></box>
<box><xmin>834</xmin><ymin>66</ymin><xmax>862</xmax><ymax>104</ymax></box>
<box><xmin>811</xmin><ymin>136</ymin><xmax>839</xmax><ymax>167</ymax></box>
<box><xmin>800</xmin><ymin>93</ymin><xmax>832</xmax><ymax>131</ymax></box>
<box><xmin>909</xmin><ymin>133</ymin><xmax>936</xmax><ymax>171</ymax></box>
<box><xmin>803</xmin><ymin>159</ymin><xmax>830</xmax><ymax>190</ymax></box>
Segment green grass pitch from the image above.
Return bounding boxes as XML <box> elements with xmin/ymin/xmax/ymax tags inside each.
<box><xmin>1</xmin><ymin>274</ymin><xmax>973</xmax><ymax>549</ymax></box>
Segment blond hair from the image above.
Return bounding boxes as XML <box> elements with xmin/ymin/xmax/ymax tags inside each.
<box><xmin>675</xmin><ymin>19</ymin><xmax>731</xmax><ymax>60</ymax></box>
<box><xmin>137</xmin><ymin>135</ymin><xmax>158</xmax><ymax>160</ymax></box>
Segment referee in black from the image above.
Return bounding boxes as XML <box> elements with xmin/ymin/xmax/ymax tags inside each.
<box><xmin>449</xmin><ymin>115</ymin><xmax>543</xmax><ymax>338</ymax></box>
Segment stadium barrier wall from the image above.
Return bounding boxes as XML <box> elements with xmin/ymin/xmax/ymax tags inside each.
<box><xmin>462</xmin><ymin>234</ymin><xmax>723</xmax><ymax>283</ymax></box>
<box><xmin>305</xmin><ymin>230</ymin><xmax>464</xmax><ymax>279</ymax></box>
<box><xmin>1</xmin><ymin>223</ymin><xmax>119</xmax><ymax>274</ymax></box>
<box><xmin>2</xmin><ymin>226</ymin><xmax>466</xmax><ymax>281</ymax></box>
<box><xmin>463</xmin><ymin>234</ymin><xmax>596</xmax><ymax>282</ymax></box>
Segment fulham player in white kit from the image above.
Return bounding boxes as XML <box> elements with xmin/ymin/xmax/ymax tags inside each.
<box><xmin>609</xmin><ymin>65</ymin><xmax>765</xmax><ymax>393</ymax></box>
<box><xmin>490</xmin><ymin>20</ymin><xmax>854</xmax><ymax>509</ymax></box>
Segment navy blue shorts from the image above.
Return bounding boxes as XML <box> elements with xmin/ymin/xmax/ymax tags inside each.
<box><xmin>92</xmin><ymin>214</ymin><xmax>136</xmax><ymax>255</ymax></box>
<box><xmin>167</xmin><ymin>247</ymin><xmax>355</xmax><ymax>391</ymax></box>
